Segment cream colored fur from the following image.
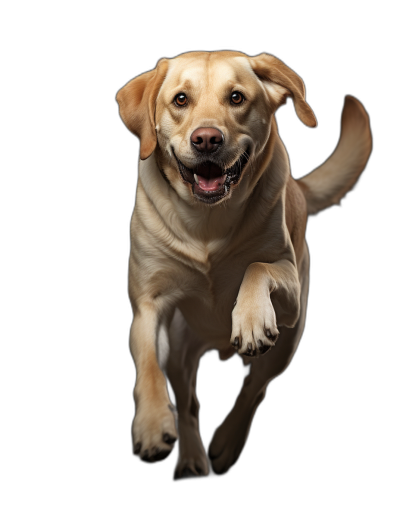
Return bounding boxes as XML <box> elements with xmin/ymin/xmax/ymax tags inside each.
<box><xmin>116</xmin><ymin>51</ymin><xmax>372</xmax><ymax>477</ymax></box>
<box><xmin>298</xmin><ymin>95</ymin><xmax>372</xmax><ymax>214</ymax></box>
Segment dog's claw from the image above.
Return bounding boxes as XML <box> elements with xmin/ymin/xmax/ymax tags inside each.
<box><xmin>134</xmin><ymin>442</ymin><xmax>141</xmax><ymax>455</ymax></box>
<box><xmin>264</xmin><ymin>327</ymin><xmax>279</xmax><ymax>344</ymax></box>
<box><xmin>195</xmin><ymin>464</ymin><xmax>204</xmax><ymax>475</ymax></box>
<box><xmin>141</xmin><ymin>447</ymin><xmax>170</xmax><ymax>463</ymax></box>
<box><xmin>154</xmin><ymin>447</ymin><xmax>171</xmax><ymax>462</ymax></box>
<box><xmin>163</xmin><ymin>432</ymin><xmax>177</xmax><ymax>445</ymax></box>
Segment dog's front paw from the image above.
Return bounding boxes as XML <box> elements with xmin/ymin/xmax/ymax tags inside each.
<box><xmin>132</xmin><ymin>402</ymin><xmax>178</xmax><ymax>463</ymax></box>
<box><xmin>230</xmin><ymin>295</ymin><xmax>279</xmax><ymax>357</ymax></box>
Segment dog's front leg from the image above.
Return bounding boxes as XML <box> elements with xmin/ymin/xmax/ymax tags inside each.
<box><xmin>231</xmin><ymin>260</ymin><xmax>301</xmax><ymax>356</ymax></box>
<box><xmin>130</xmin><ymin>300</ymin><xmax>177</xmax><ymax>462</ymax></box>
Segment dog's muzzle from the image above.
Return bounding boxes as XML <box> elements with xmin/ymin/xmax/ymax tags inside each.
<box><xmin>173</xmin><ymin>149</ymin><xmax>250</xmax><ymax>204</ymax></box>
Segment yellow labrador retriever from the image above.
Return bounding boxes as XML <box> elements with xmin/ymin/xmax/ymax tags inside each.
<box><xmin>116</xmin><ymin>51</ymin><xmax>372</xmax><ymax>478</ymax></box>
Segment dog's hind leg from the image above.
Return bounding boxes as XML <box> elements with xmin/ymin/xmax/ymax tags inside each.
<box><xmin>166</xmin><ymin>310</ymin><xmax>209</xmax><ymax>480</ymax></box>
<box><xmin>209</xmin><ymin>246</ymin><xmax>310</xmax><ymax>475</ymax></box>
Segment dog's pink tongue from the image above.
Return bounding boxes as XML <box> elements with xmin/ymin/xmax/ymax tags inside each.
<box><xmin>195</xmin><ymin>162</ymin><xmax>226</xmax><ymax>191</ymax></box>
<box><xmin>197</xmin><ymin>175</ymin><xmax>226</xmax><ymax>191</ymax></box>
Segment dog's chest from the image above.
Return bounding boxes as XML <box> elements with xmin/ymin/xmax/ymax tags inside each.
<box><xmin>177</xmin><ymin>242</ymin><xmax>267</xmax><ymax>347</ymax></box>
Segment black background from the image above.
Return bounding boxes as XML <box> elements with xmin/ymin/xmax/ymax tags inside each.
<box><xmin>76</xmin><ymin>4</ymin><xmax>394</xmax><ymax>518</ymax></box>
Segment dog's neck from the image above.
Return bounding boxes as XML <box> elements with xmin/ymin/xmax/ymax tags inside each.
<box><xmin>137</xmin><ymin>123</ymin><xmax>290</xmax><ymax>244</ymax></box>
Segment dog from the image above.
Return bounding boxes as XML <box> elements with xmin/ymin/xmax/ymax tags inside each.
<box><xmin>116</xmin><ymin>50</ymin><xmax>372</xmax><ymax>478</ymax></box>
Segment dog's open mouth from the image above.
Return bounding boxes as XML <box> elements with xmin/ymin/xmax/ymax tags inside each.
<box><xmin>174</xmin><ymin>150</ymin><xmax>250</xmax><ymax>204</ymax></box>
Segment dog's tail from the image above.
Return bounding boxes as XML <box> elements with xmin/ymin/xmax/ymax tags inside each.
<box><xmin>298</xmin><ymin>95</ymin><xmax>372</xmax><ymax>215</ymax></box>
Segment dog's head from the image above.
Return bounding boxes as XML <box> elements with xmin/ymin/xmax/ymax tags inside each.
<box><xmin>117</xmin><ymin>51</ymin><xmax>316</xmax><ymax>205</ymax></box>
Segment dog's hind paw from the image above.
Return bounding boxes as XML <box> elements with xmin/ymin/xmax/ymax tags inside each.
<box><xmin>174</xmin><ymin>456</ymin><xmax>209</xmax><ymax>480</ymax></box>
<box><xmin>208</xmin><ymin>416</ymin><xmax>248</xmax><ymax>475</ymax></box>
<box><xmin>173</xmin><ymin>419</ymin><xmax>209</xmax><ymax>480</ymax></box>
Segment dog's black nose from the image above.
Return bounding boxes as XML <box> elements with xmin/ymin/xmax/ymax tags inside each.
<box><xmin>191</xmin><ymin>128</ymin><xmax>224</xmax><ymax>153</ymax></box>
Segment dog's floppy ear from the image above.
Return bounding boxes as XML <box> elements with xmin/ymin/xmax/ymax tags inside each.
<box><xmin>116</xmin><ymin>58</ymin><xmax>169</xmax><ymax>160</ymax></box>
<box><xmin>249</xmin><ymin>53</ymin><xmax>317</xmax><ymax>127</ymax></box>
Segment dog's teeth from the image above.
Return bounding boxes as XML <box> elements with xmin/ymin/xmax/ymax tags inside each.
<box><xmin>193</xmin><ymin>173</ymin><xmax>199</xmax><ymax>184</ymax></box>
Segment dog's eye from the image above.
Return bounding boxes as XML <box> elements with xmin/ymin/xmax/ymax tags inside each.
<box><xmin>231</xmin><ymin>92</ymin><xmax>244</xmax><ymax>105</ymax></box>
<box><xmin>174</xmin><ymin>93</ymin><xmax>188</xmax><ymax>107</ymax></box>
